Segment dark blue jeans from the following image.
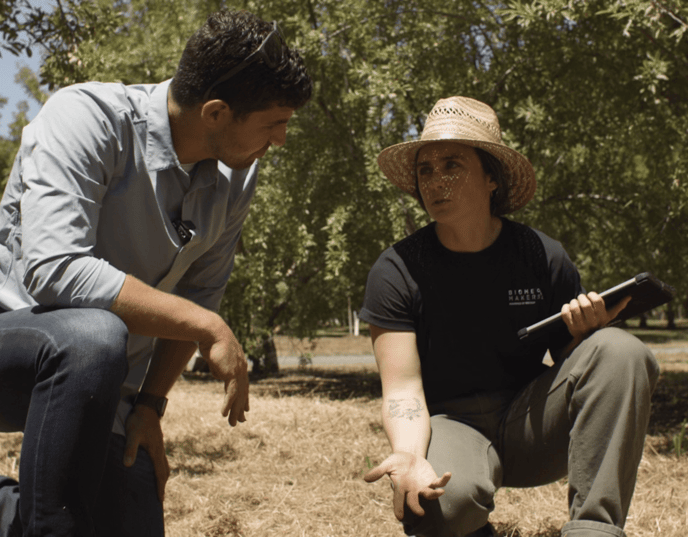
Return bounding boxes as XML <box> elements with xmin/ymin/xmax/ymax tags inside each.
<box><xmin>0</xmin><ymin>307</ymin><xmax>164</xmax><ymax>537</ymax></box>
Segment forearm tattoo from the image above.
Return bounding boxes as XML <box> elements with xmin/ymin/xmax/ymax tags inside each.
<box><xmin>387</xmin><ymin>398</ymin><xmax>423</xmax><ymax>421</ymax></box>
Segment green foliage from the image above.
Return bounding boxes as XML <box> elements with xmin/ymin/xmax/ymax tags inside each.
<box><xmin>7</xmin><ymin>0</ymin><xmax>688</xmax><ymax>371</ymax></box>
<box><xmin>15</xmin><ymin>65</ymin><xmax>49</xmax><ymax>104</ymax></box>
<box><xmin>298</xmin><ymin>352</ymin><xmax>313</xmax><ymax>368</ymax></box>
<box><xmin>0</xmin><ymin>66</ymin><xmax>50</xmax><ymax>194</ymax></box>
<box><xmin>41</xmin><ymin>0</ymin><xmax>210</xmax><ymax>87</ymax></box>
<box><xmin>1</xmin><ymin>0</ymin><xmax>39</xmax><ymax>57</ymax></box>
<box><xmin>0</xmin><ymin>99</ymin><xmax>31</xmax><ymax>192</ymax></box>
<box><xmin>0</xmin><ymin>0</ymin><xmax>123</xmax><ymax>88</ymax></box>
<box><xmin>499</xmin><ymin>0</ymin><xmax>688</xmax><ymax>308</ymax></box>
<box><xmin>0</xmin><ymin>139</ymin><xmax>16</xmax><ymax>193</ymax></box>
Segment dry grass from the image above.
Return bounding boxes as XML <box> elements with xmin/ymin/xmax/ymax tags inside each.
<box><xmin>162</xmin><ymin>370</ymin><xmax>397</xmax><ymax>537</ymax></box>
<box><xmin>489</xmin><ymin>441</ymin><xmax>688</xmax><ymax>536</ymax></box>
<box><xmin>2</xmin><ymin>351</ymin><xmax>687</xmax><ymax>536</ymax></box>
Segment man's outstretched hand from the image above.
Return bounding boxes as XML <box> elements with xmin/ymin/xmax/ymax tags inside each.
<box><xmin>364</xmin><ymin>452</ymin><xmax>451</xmax><ymax>520</ymax></box>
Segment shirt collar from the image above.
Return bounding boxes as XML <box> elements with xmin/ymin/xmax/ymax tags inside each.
<box><xmin>145</xmin><ymin>79</ymin><xmax>181</xmax><ymax>172</ymax></box>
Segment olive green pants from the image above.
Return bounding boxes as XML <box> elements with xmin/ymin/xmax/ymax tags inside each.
<box><xmin>404</xmin><ymin>328</ymin><xmax>659</xmax><ymax>537</ymax></box>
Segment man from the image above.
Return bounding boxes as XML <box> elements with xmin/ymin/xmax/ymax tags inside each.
<box><xmin>361</xmin><ymin>96</ymin><xmax>658</xmax><ymax>537</ymax></box>
<box><xmin>0</xmin><ymin>10</ymin><xmax>312</xmax><ymax>536</ymax></box>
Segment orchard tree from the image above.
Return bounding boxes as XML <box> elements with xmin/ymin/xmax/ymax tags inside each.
<box><xmin>501</xmin><ymin>0</ymin><xmax>688</xmax><ymax>322</ymax></box>
<box><xmin>11</xmin><ymin>0</ymin><xmax>688</xmax><ymax>373</ymax></box>
<box><xmin>0</xmin><ymin>0</ymin><xmax>121</xmax><ymax>87</ymax></box>
<box><xmin>1</xmin><ymin>0</ymin><xmax>46</xmax><ymax>57</ymax></box>
<box><xmin>1</xmin><ymin>0</ymin><xmax>106</xmax><ymax>188</ymax></box>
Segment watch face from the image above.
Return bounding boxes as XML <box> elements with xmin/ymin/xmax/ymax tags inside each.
<box><xmin>137</xmin><ymin>393</ymin><xmax>168</xmax><ymax>418</ymax></box>
<box><xmin>157</xmin><ymin>398</ymin><xmax>167</xmax><ymax>417</ymax></box>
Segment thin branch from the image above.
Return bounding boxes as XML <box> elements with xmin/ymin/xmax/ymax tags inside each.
<box><xmin>541</xmin><ymin>192</ymin><xmax>624</xmax><ymax>204</ymax></box>
<box><xmin>54</xmin><ymin>0</ymin><xmax>77</xmax><ymax>46</ymax></box>
<box><xmin>651</xmin><ymin>0</ymin><xmax>688</xmax><ymax>30</ymax></box>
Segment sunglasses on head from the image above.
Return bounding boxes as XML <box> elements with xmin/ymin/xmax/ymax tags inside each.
<box><xmin>203</xmin><ymin>21</ymin><xmax>286</xmax><ymax>101</ymax></box>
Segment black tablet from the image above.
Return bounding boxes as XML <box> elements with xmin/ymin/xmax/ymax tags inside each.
<box><xmin>518</xmin><ymin>272</ymin><xmax>676</xmax><ymax>341</ymax></box>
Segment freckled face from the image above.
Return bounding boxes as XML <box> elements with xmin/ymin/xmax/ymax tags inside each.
<box><xmin>416</xmin><ymin>142</ymin><xmax>496</xmax><ymax>221</ymax></box>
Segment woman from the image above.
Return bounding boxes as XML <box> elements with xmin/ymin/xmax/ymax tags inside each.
<box><xmin>360</xmin><ymin>97</ymin><xmax>658</xmax><ymax>537</ymax></box>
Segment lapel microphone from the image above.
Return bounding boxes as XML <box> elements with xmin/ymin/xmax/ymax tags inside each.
<box><xmin>172</xmin><ymin>218</ymin><xmax>195</xmax><ymax>245</ymax></box>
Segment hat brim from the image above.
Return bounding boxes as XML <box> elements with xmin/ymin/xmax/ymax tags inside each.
<box><xmin>377</xmin><ymin>137</ymin><xmax>536</xmax><ymax>214</ymax></box>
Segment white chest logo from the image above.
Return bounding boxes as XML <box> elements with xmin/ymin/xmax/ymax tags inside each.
<box><xmin>508</xmin><ymin>288</ymin><xmax>544</xmax><ymax>306</ymax></box>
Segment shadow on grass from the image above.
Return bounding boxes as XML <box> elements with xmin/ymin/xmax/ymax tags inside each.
<box><xmin>249</xmin><ymin>367</ymin><xmax>383</xmax><ymax>400</ymax></box>
<box><xmin>183</xmin><ymin>366</ymin><xmax>382</xmax><ymax>400</ymax></box>
<box><xmin>647</xmin><ymin>370</ymin><xmax>688</xmax><ymax>454</ymax></box>
<box><xmin>167</xmin><ymin>434</ymin><xmax>239</xmax><ymax>476</ymax></box>
<box><xmin>182</xmin><ymin>367</ymin><xmax>687</xmax><ymax>440</ymax></box>
<box><xmin>626</xmin><ymin>326</ymin><xmax>688</xmax><ymax>345</ymax></box>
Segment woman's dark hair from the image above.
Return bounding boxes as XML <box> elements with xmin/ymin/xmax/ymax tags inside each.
<box><xmin>475</xmin><ymin>147</ymin><xmax>510</xmax><ymax>216</ymax></box>
<box><xmin>171</xmin><ymin>10</ymin><xmax>312</xmax><ymax>119</ymax></box>
<box><xmin>413</xmin><ymin>145</ymin><xmax>511</xmax><ymax>216</ymax></box>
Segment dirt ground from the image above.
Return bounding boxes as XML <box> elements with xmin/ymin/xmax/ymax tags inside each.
<box><xmin>651</xmin><ymin>350</ymin><xmax>688</xmax><ymax>372</ymax></box>
<box><xmin>273</xmin><ymin>334</ymin><xmax>374</xmax><ymax>357</ymax></box>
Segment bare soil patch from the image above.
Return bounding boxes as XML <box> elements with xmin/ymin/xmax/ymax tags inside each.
<box><xmin>273</xmin><ymin>334</ymin><xmax>373</xmax><ymax>357</ymax></box>
<box><xmin>652</xmin><ymin>351</ymin><xmax>688</xmax><ymax>373</ymax></box>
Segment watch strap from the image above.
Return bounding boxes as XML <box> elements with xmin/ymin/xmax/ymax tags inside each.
<box><xmin>134</xmin><ymin>392</ymin><xmax>168</xmax><ymax>418</ymax></box>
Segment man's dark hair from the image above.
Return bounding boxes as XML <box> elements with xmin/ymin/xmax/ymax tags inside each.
<box><xmin>171</xmin><ymin>10</ymin><xmax>312</xmax><ymax>119</ymax></box>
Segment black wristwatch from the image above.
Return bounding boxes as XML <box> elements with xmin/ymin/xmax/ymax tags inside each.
<box><xmin>134</xmin><ymin>392</ymin><xmax>168</xmax><ymax>418</ymax></box>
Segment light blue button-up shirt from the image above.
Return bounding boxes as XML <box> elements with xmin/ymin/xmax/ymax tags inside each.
<box><xmin>0</xmin><ymin>79</ymin><xmax>258</xmax><ymax>433</ymax></box>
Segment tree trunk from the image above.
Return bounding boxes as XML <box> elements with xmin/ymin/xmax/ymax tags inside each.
<box><xmin>639</xmin><ymin>312</ymin><xmax>647</xmax><ymax>328</ymax></box>
<box><xmin>348</xmin><ymin>296</ymin><xmax>353</xmax><ymax>335</ymax></box>
<box><xmin>248</xmin><ymin>354</ymin><xmax>262</xmax><ymax>376</ymax></box>
<box><xmin>666</xmin><ymin>302</ymin><xmax>676</xmax><ymax>330</ymax></box>
<box><xmin>262</xmin><ymin>334</ymin><xmax>280</xmax><ymax>375</ymax></box>
<box><xmin>248</xmin><ymin>335</ymin><xmax>280</xmax><ymax>377</ymax></box>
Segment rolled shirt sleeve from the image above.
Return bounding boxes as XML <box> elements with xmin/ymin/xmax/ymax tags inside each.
<box><xmin>12</xmin><ymin>85</ymin><xmax>128</xmax><ymax>308</ymax></box>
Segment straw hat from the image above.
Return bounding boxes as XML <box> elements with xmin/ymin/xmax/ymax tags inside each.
<box><xmin>377</xmin><ymin>96</ymin><xmax>536</xmax><ymax>213</ymax></box>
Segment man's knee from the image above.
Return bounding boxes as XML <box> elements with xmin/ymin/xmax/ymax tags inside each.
<box><xmin>61</xmin><ymin>309</ymin><xmax>129</xmax><ymax>381</ymax></box>
<box><xmin>59</xmin><ymin>308</ymin><xmax>128</xmax><ymax>353</ymax></box>
<box><xmin>1</xmin><ymin>308</ymin><xmax>129</xmax><ymax>414</ymax></box>
<box><xmin>37</xmin><ymin>308</ymin><xmax>129</xmax><ymax>396</ymax></box>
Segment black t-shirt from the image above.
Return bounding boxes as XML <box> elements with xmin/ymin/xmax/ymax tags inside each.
<box><xmin>359</xmin><ymin>218</ymin><xmax>583</xmax><ymax>407</ymax></box>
